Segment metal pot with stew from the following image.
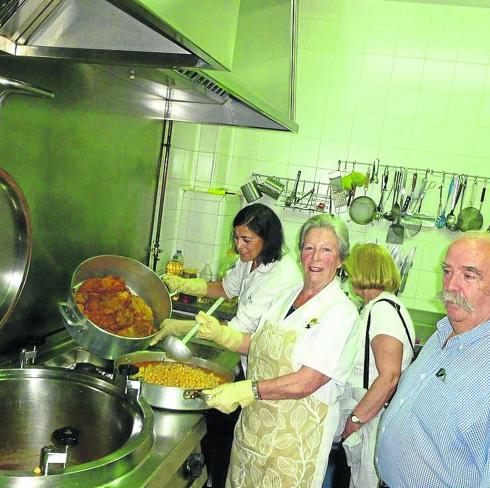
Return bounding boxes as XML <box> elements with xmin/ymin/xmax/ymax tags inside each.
<box><xmin>58</xmin><ymin>255</ymin><xmax>172</xmax><ymax>359</ymax></box>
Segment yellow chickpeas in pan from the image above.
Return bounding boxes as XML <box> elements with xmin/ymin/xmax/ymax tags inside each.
<box><xmin>132</xmin><ymin>361</ymin><xmax>228</xmax><ymax>389</ymax></box>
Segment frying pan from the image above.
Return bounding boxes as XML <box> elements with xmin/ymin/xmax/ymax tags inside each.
<box><xmin>458</xmin><ymin>181</ymin><xmax>486</xmax><ymax>232</ymax></box>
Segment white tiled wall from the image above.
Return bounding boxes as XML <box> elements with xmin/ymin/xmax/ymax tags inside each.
<box><xmin>160</xmin><ymin>0</ymin><xmax>490</xmax><ymax>314</ymax></box>
<box><xmin>171</xmin><ymin>189</ymin><xmax>241</xmax><ymax>278</ymax></box>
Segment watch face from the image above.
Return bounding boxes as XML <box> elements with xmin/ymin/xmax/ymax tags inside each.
<box><xmin>351</xmin><ymin>414</ymin><xmax>362</xmax><ymax>424</ymax></box>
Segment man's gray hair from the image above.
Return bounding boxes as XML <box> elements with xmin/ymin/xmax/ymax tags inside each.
<box><xmin>452</xmin><ymin>231</ymin><xmax>490</xmax><ymax>246</ymax></box>
<box><xmin>298</xmin><ymin>214</ymin><xmax>350</xmax><ymax>261</ymax></box>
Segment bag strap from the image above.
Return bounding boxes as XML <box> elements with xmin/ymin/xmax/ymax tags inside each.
<box><xmin>363</xmin><ymin>298</ymin><xmax>415</xmax><ymax>390</ymax></box>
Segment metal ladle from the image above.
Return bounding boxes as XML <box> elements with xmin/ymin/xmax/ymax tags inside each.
<box><xmin>384</xmin><ymin>170</ymin><xmax>402</xmax><ymax>221</ymax></box>
<box><xmin>446</xmin><ymin>177</ymin><xmax>464</xmax><ymax>232</ymax></box>
<box><xmin>162</xmin><ymin>296</ymin><xmax>225</xmax><ymax>362</ymax></box>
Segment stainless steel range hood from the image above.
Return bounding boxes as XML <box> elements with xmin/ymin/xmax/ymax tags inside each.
<box><xmin>0</xmin><ymin>0</ymin><xmax>226</xmax><ymax>68</ymax></box>
<box><xmin>0</xmin><ymin>0</ymin><xmax>297</xmax><ymax>131</ymax></box>
<box><xmin>91</xmin><ymin>64</ymin><xmax>296</xmax><ymax>131</ymax></box>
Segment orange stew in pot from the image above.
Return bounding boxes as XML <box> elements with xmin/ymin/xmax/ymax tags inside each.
<box><xmin>74</xmin><ymin>276</ymin><xmax>155</xmax><ymax>338</ymax></box>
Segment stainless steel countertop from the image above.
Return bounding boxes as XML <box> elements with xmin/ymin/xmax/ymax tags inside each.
<box><xmin>105</xmin><ymin>409</ymin><xmax>206</xmax><ymax>487</ymax></box>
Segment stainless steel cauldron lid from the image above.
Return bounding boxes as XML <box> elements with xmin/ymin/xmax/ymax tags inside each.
<box><xmin>0</xmin><ymin>168</ymin><xmax>32</xmax><ymax>329</ymax></box>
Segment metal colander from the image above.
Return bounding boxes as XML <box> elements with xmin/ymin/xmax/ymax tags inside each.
<box><xmin>348</xmin><ymin>196</ymin><xmax>377</xmax><ymax>224</ymax></box>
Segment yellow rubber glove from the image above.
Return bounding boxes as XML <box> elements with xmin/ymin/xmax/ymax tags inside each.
<box><xmin>203</xmin><ymin>380</ymin><xmax>255</xmax><ymax>414</ymax></box>
<box><xmin>150</xmin><ymin>318</ymin><xmax>196</xmax><ymax>345</ymax></box>
<box><xmin>195</xmin><ymin>311</ymin><xmax>244</xmax><ymax>351</ymax></box>
<box><xmin>162</xmin><ymin>274</ymin><xmax>207</xmax><ymax>297</ymax></box>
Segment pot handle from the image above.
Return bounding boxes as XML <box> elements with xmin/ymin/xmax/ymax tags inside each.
<box><xmin>58</xmin><ymin>302</ymin><xmax>86</xmax><ymax>333</ymax></box>
<box><xmin>183</xmin><ymin>390</ymin><xmax>211</xmax><ymax>402</ymax></box>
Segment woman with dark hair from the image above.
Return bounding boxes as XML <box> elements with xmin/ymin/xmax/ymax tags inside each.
<box><xmin>160</xmin><ymin>203</ymin><xmax>301</xmax><ymax>488</ymax></box>
<box><xmin>162</xmin><ymin>203</ymin><xmax>301</xmax><ymax>488</ymax></box>
<box><xmin>161</xmin><ymin>203</ymin><xmax>301</xmax><ymax>337</ymax></box>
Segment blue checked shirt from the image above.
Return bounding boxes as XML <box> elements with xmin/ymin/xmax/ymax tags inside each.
<box><xmin>376</xmin><ymin>316</ymin><xmax>490</xmax><ymax>488</ymax></box>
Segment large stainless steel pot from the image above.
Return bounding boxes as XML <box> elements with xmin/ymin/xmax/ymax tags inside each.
<box><xmin>114</xmin><ymin>351</ymin><xmax>235</xmax><ymax>411</ymax></box>
<box><xmin>58</xmin><ymin>255</ymin><xmax>171</xmax><ymax>359</ymax></box>
<box><xmin>0</xmin><ymin>167</ymin><xmax>32</xmax><ymax>330</ymax></box>
<box><xmin>0</xmin><ymin>367</ymin><xmax>154</xmax><ymax>487</ymax></box>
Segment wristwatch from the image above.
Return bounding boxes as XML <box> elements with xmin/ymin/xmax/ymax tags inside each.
<box><xmin>251</xmin><ymin>381</ymin><xmax>261</xmax><ymax>400</ymax></box>
<box><xmin>350</xmin><ymin>413</ymin><xmax>364</xmax><ymax>425</ymax></box>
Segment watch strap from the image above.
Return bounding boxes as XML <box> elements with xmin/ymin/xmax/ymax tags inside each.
<box><xmin>251</xmin><ymin>380</ymin><xmax>261</xmax><ymax>400</ymax></box>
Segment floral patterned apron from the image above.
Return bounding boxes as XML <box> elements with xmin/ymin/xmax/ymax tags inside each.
<box><xmin>226</xmin><ymin>319</ymin><xmax>331</xmax><ymax>488</ymax></box>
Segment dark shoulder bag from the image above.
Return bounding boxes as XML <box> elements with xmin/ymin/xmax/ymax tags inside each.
<box><xmin>363</xmin><ymin>299</ymin><xmax>416</xmax><ymax>401</ymax></box>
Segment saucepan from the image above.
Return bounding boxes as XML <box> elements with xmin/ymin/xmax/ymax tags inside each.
<box><xmin>58</xmin><ymin>255</ymin><xmax>172</xmax><ymax>360</ymax></box>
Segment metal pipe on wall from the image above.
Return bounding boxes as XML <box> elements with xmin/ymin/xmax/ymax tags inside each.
<box><xmin>148</xmin><ymin>119</ymin><xmax>173</xmax><ymax>272</ymax></box>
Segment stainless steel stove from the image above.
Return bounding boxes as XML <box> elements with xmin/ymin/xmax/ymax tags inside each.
<box><xmin>0</xmin><ymin>330</ymin><xmax>209</xmax><ymax>488</ymax></box>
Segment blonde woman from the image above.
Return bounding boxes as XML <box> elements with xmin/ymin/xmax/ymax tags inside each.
<box><xmin>338</xmin><ymin>243</ymin><xmax>416</xmax><ymax>488</ymax></box>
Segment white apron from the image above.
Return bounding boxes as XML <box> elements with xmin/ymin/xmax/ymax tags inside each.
<box><xmin>226</xmin><ymin>318</ymin><xmax>334</xmax><ymax>488</ymax></box>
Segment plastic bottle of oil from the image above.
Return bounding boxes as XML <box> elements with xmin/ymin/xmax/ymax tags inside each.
<box><xmin>200</xmin><ymin>261</ymin><xmax>213</xmax><ymax>283</ymax></box>
<box><xmin>166</xmin><ymin>250</ymin><xmax>184</xmax><ymax>301</ymax></box>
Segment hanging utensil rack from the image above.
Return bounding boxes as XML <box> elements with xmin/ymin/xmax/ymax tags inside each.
<box><xmin>253</xmin><ymin>159</ymin><xmax>489</xmax><ymax>227</ymax></box>
<box><xmin>253</xmin><ymin>172</ymin><xmax>340</xmax><ymax>214</ymax></box>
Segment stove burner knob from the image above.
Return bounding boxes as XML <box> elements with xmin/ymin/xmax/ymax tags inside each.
<box><xmin>52</xmin><ymin>426</ymin><xmax>80</xmax><ymax>446</ymax></box>
<box><xmin>118</xmin><ymin>364</ymin><xmax>139</xmax><ymax>377</ymax></box>
<box><xmin>184</xmin><ymin>452</ymin><xmax>205</xmax><ymax>480</ymax></box>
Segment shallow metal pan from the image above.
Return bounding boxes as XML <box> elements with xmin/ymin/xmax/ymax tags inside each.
<box><xmin>58</xmin><ymin>255</ymin><xmax>171</xmax><ymax>360</ymax></box>
<box><xmin>114</xmin><ymin>351</ymin><xmax>234</xmax><ymax>411</ymax></box>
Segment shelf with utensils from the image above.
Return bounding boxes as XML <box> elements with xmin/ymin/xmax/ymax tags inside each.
<box><xmin>252</xmin><ymin>158</ymin><xmax>489</xmax><ymax>238</ymax></box>
<box><xmin>252</xmin><ymin>172</ymin><xmax>337</xmax><ymax>214</ymax></box>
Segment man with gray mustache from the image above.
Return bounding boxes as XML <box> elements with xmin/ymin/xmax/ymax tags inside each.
<box><xmin>375</xmin><ymin>232</ymin><xmax>490</xmax><ymax>488</ymax></box>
